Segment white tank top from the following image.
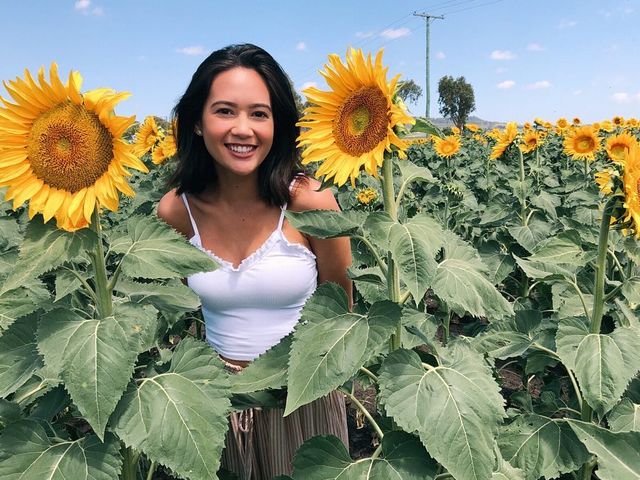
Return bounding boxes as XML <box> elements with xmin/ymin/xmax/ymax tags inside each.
<box><xmin>181</xmin><ymin>192</ymin><xmax>317</xmax><ymax>361</ymax></box>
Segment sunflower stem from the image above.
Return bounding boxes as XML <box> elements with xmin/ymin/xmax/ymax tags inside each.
<box><xmin>90</xmin><ymin>208</ymin><xmax>113</xmax><ymax>318</ymax></box>
<box><xmin>381</xmin><ymin>156</ymin><xmax>402</xmax><ymax>350</ymax></box>
<box><xmin>343</xmin><ymin>388</ymin><xmax>384</xmax><ymax>441</ymax></box>
<box><xmin>120</xmin><ymin>445</ymin><xmax>140</xmax><ymax>480</ymax></box>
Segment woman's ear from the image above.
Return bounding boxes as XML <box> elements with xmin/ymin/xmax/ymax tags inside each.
<box><xmin>195</xmin><ymin>124</ymin><xmax>203</xmax><ymax>136</ymax></box>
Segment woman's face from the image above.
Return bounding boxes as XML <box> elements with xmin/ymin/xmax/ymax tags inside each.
<box><xmin>199</xmin><ymin>67</ymin><xmax>274</xmax><ymax>178</ymax></box>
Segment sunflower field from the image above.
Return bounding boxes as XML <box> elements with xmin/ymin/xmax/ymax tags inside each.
<box><xmin>0</xmin><ymin>51</ymin><xmax>639</xmax><ymax>480</ymax></box>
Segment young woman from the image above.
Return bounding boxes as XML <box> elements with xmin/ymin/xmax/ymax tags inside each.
<box><xmin>156</xmin><ymin>44</ymin><xmax>352</xmax><ymax>479</ymax></box>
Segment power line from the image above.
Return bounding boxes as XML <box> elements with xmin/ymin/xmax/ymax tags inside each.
<box><xmin>438</xmin><ymin>0</ymin><xmax>503</xmax><ymax>16</ymax></box>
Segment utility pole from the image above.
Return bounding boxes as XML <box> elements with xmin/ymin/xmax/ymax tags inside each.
<box><xmin>413</xmin><ymin>12</ymin><xmax>444</xmax><ymax>119</ymax></box>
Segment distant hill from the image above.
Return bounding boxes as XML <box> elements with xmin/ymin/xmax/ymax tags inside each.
<box><xmin>424</xmin><ymin>115</ymin><xmax>507</xmax><ymax>130</ymax></box>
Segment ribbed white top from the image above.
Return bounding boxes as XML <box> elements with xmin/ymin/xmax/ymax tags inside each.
<box><xmin>181</xmin><ymin>193</ymin><xmax>317</xmax><ymax>360</ymax></box>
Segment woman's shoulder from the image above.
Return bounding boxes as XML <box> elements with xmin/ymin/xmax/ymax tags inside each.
<box><xmin>156</xmin><ymin>188</ymin><xmax>193</xmax><ymax>238</ymax></box>
<box><xmin>289</xmin><ymin>175</ymin><xmax>340</xmax><ymax>212</ymax></box>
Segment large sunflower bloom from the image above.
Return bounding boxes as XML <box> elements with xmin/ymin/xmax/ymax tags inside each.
<box><xmin>297</xmin><ymin>48</ymin><xmax>414</xmax><ymax>186</ymax></box>
<box><xmin>133</xmin><ymin>116</ymin><xmax>163</xmax><ymax>157</ymax></box>
<box><xmin>0</xmin><ymin>64</ymin><xmax>148</xmax><ymax>231</ymax></box>
<box><xmin>563</xmin><ymin>125</ymin><xmax>601</xmax><ymax>161</ymax></box>
<box><xmin>621</xmin><ymin>142</ymin><xmax>640</xmax><ymax>237</ymax></box>
<box><xmin>433</xmin><ymin>135</ymin><xmax>461</xmax><ymax>158</ymax></box>
<box><xmin>489</xmin><ymin>122</ymin><xmax>518</xmax><ymax>159</ymax></box>
<box><xmin>605</xmin><ymin>132</ymin><xmax>637</xmax><ymax>163</ymax></box>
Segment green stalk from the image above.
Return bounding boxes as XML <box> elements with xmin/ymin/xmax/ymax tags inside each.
<box><xmin>120</xmin><ymin>445</ymin><xmax>140</xmax><ymax>480</ymax></box>
<box><xmin>89</xmin><ymin>208</ymin><xmax>113</xmax><ymax>318</ymax></box>
<box><xmin>146</xmin><ymin>461</ymin><xmax>157</xmax><ymax>480</ymax></box>
<box><xmin>518</xmin><ymin>149</ymin><xmax>527</xmax><ymax>224</ymax></box>
<box><xmin>381</xmin><ymin>156</ymin><xmax>402</xmax><ymax>350</ymax></box>
<box><xmin>590</xmin><ymin>196</ymin><xmax>616</xmax><ymax>335</ymax></box>
<box><xmin>579</xmin><ymin>196</ymin><xmax>616</xmax><ymax>472</ymax></box>
<box><xmin>343</xmin><ymin>389</ymin><xmax>384</xmax><ymax>440</ymax></box>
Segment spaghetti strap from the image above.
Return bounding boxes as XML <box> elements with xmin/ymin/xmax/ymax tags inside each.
<box><xmin>277</xmin><ymin>204</ymin><xmax>287</xmax><ymax>231</ymax></box>
<box><xmin>180</xmin><ymin>193</ymin><xmax>200</xmax><ymax>238</ymax></box>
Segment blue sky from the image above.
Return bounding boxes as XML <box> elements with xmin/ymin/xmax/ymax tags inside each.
<box><xmin>1</xmin><ymin>0</ymin><xmax>637</xmax><ymax>124</ymax></box>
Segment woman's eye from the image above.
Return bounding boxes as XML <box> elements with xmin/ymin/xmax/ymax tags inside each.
<box><xmin>215</xmin><ymin>108</ymin><xmax>233</xmax><ymax>115</ymax></box>
<box><xmin>253</xmin><ymin>111</ymin><xmax>270</xmax><ymax>119</ymax></box>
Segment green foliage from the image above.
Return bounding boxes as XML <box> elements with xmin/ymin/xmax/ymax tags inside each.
<box><xmin>112</xmin><ymin>338</ymin><xmax>231</xmax><ymax>480</ymax></box>
<box><xmin>378</xmin><ymin>345</ymin><xmax>505</xmax><ymax>480</ymax></box>
<box><xmin>437</xmin><ymin>75</ymin><xmax>476</xmax><ymax>129</ymax></box>
<box><xmin>396</xmin><ymin>79</ymin><xmax>423</xmax><ymax>106</ymax></box>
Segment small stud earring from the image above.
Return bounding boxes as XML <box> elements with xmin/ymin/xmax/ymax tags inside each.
<box><xmin>195</xmin><ymin>128</ymin><xmax>202</xmax><ymax>136</ymax></box>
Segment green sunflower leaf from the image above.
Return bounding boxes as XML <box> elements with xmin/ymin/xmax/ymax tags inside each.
<box><xmin>498</xmin><ymin>414</ymin><xmax>589</xmax><ymax>480</ymax></box>
<box><xmin>284</xmin><ymin>209</ymin><xmax>366</xmax><ymax>238</ymax></box>
<box><xmin>111</xmin><ymin>338</ymin><xmax>231</xmax><ymax>480</ymax></box>
<box><xmin>109</xmin><ymin>215</ymin><xmax>218</xmax><ymax>279</ymax></box>
<box><xmin>0</xmin><ymin>420</ymin><xmax>122</xmax><ymax>480</ymax></box>
<box><xmin>0</xmin><ymin>281</ymin><xmax>50</xmax><ymax>335</ymax></box>
<box><xmin>431</xmin><ymin>248</ymin><xmax>513</xmax><ymax>319</ymax></box>
<box><xmin>608</xmin><ymin>398</ymin><xmax>640</xmax><ymax>433</ymax></box>
<box><xmin>113</xmin><ymin>277</ymin><xmax>201</xmax><ymax>313</ymax></box>
<box><xmin>0</xmin><ymin>217</ymin><xmax>96</xmax><ymax>294</ymax></box>
<box><xmin>231</xmin><ymin>333</ymin><xmax>291</xmax><ymax>394</ymax></box>
<box><xmin>507</xmin><ymin>218</ymin><xmax>553</xmax><ymax>254</ymax></box>
<box><xmin>36</xmin><ymin>303</ymin><xmax>157</xmax><ymax>440</ymax></box>
<box><xmin>556</xmin><ymin>317</ymin><xmax>640</xmax><ymax>416</ymax></box>
<box><xmin>378</xmin><ymin>344</ymin><xmax>506</xmax><ymax>480</ymax></box>
<box><xmin>0</xmin><ymin>314</ymin><xmax>42</xmax><ymax>398</ymax></box>
<box><xmin>291</xmin><ymin>432</ymin><xmax>438</xmax><ymax>480</ymax></box>
<box><xmin>568</xmin><ymin>420</ymin><xmax>640</xmax><ymax>480</ymax></box>
<box><xmin>284</xmin><ymin>283</ymin><xmax>400</xmax><ymax>416</ymax></box>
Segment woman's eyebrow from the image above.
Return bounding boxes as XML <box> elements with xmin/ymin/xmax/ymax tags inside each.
<box><xmin>210</xmin><ymin>100</ymin><xmax>272</xmax><ymax>111</ymax></box>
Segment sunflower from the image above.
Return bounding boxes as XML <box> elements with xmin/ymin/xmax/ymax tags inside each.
<box><xmin>152</xmin><ymin>132</ymin><xmax>177</xmax><ymax>165</ymax></box>
<box><xmin>465</xmin><ymin>123</ymin><xmax>480</xmax><ymax>133</ymax></box>
<box><xmin>621</xmin><ymin>142</ymin><xmax>640</xmax><ymax>237</ymax></box>
<box><xmin>433</xmin><ymin>135</ymin><xmax>461</xmax><ymax>158</ymax></box>
<box><xmin>599</xmin><ymin>120</ymin><xmax>614</xmax><ymax>133</ymax></box>
<box><xmin>612</xmin><ymin>116</ymin><xmax>624</xmax><ymax>127</ymax></box>
<box><xmin>450</xmin><ymin>126</ymin><xmax>461</xmax><ymax>135</ymax></box>
<box><xmin>556</xmin><ymin>117</ymin><xmax>569</xmax><ymax>129</ymax></box>
<box><xmin>563</xmin><ymin>125</ymin><xmax>600</xmax><ymax>161</ymax></box>
<box><xmin>133</xmin><ymin>116</ymin><xmax>163</xmax><ymax>157</ymax></box>
<box><xmin>489</xmin><ymin>122</ymin><xmax>518</xmax><ymax>159</ymax></box>
<box><xmin>0</xmin><ymin>64</ymin><xmax>148</xmax><ymax>231</ymax></box>
<box><xmin>626</xmin><ymin>118</ymin><xmax>638</xmax><ymax>128</ymax></box>
<box><xmin>519</xmin><ymin>130</ymin><xmax>543</xmax><ymax>153</ymax></box>
<box><xmin>594</xmin><ymin>169</ymin><xmax>616</xmax><ymax>195</ymax></box>
<box><xmin>605</xmin><ymin>132</ymin><xmax>637</xmax><ymax>163</ymax></box>
<box><xmin>356</xmin><ymin>187</ymin><xmax>378</xmax><ymax>205</ymax></box>
<box><xmin>572</xmin><ymin>117</ymin><xmax>581</xmax><ymax>125</ymax></box>
<box><xmin>297</xmin><ymin>48</ymin><xmax>414</xmax><ymax>186</ymax></box>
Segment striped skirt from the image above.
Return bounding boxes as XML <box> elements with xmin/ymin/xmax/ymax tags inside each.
<box><xmin>221</xmin><ymin>390</ymin><xmax>349</xmax><ymax>480</ymax></box>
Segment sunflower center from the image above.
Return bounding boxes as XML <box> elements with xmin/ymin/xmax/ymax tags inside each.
<box><xmin>576</xmin><ymin>136</ymin><xmax>595</xmax><ymax>153</ymax></box>
<box><xmin>28</xmin><ymin>101</ymin><xmax>113</xmax><ymax>192</ymax></box>
<box><xmin>610</xmin><ymin>144</ymin><xmax>627</xmax><ymax>160</ymax></box>
<box><xmin>443</xmin><ymin>142</ymin><xmax>454</xmax><ymax>153</ymax></box>
<box><xmin>333</xmin><ymin>86</ymin><xmax>389</xmax><ymax>156</ymax></box>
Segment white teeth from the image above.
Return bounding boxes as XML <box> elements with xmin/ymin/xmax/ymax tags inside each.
<box><xmin>228</xmin><ymin>145</ymin><xmax>255</xmax><ymax>153</ymax></box>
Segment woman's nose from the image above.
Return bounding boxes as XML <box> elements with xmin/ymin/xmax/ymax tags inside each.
<box><xmin>230</xmin><ymin>114</ymin><xmax>252</xmax><ymax>137</ymax></box>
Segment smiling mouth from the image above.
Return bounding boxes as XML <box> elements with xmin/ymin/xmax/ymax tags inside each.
<box><xmin>226</xmin><ymin>144</ymin><xmax>257</xmax><ymax>154</ymax></box>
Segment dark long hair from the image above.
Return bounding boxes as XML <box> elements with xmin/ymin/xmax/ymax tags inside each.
<box><xmin>169</xmin><ymin>44</ymin><xmax>304</xmax><ymax>205</ymax></box>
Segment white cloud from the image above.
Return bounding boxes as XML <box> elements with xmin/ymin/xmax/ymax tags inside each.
<box><xmin>176</xmin><ymin>45</ymin><xmax>206</xmax><ymax>56</ymax></box>
<box><xmin>526</xmin><ymin>80</ymin><xmax>552</xmax><ymax>89</ymax></box>
<box><xmin>355</xmin><ymin>31</ymin><xmax>375</xmax><ymax>39</ymax></box>
<box><xmin>573</xmin><ymin>89</ymin><xmax>583</xmax><ymax>96</ymax></box>
<box><xmin>74</xmin><ymin>0</ymin><xmax>103</xmax><ymax>15</ymax></box>
<box><xmin>490</xmin><ymin>50</ymin><xmax>516</xmax><ymax>60</ymax></box>
<box><xmin>381</xmin><ymin>27</ymin><xmax>411</xmax><ymax>39</ymax></box>
<box><xmin>300</xmin><ymin>81</ymin><xmax>317</xmax><ymax>91</ymax></box>
<box><xmin>612</xmin><ymin>92</ymin><xmax>631</xmax><ymax>103</ymax></box>
<box><xmin>74</xmin><ymin>0</ymin><xmax>90</xmax><ymax>10</ymax></box>
<box><xmin>558</xmin><ymin>20</ymin><xmax>578</xmax><ymax>29</ymax></box>
<box><xmin>435</xmin><ymin>51</ymin><xmax>446</xmax><ymax>60</ymax></box>
<box><xmin>527</xmin><ymin>43</ymin><xmax>544</xmax><ymax>52</ymax></box>
<box><xmin>295</xmin><ymin>42</ymin><xmax>306</xmax><ymax>51</ymax></box>
<box><xmin>497</xmin><ymin>80</ymin><xmax>516</xmax><ymax>89</ymax></box>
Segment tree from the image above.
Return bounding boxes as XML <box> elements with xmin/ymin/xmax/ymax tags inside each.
<box><xmin>437</xmin><ymin>75</ymin><xmax>476</xmax><ymax>130</ymax></box>
<box><xmin>396</xmin><ymin>79</ymin><xmax>423</xmax><ymax>106</ymax></box>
